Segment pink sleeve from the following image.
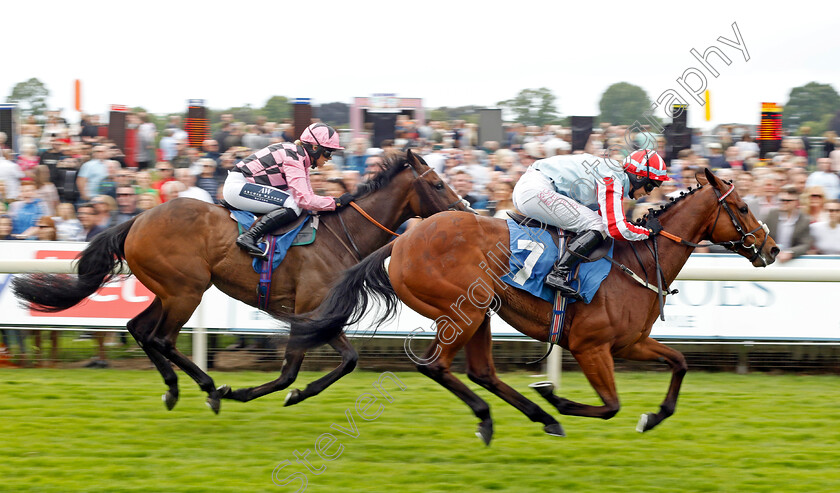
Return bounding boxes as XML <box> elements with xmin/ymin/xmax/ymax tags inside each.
<box><xmin>283</xmin><ymin>158</ymin><xmax>336</xmax><ymax>211</ymax></box>
<box><xmin>597</xmin><ymin>177</ymin><xmax>650</xmax><ymax>241</ymax></box>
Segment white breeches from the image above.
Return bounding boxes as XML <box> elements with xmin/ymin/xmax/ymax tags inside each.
<box><xmin>222</xmin><ymin>171</ymin><xmax>301</xmax><ymax>214</ymax></box>
<box><xmin>512</xmin><ymin>168</ymin><xmax>605</xmax><ymax>234</ymax></box>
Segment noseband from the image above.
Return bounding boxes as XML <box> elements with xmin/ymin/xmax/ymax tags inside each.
<box><xmin>709</xmin><ymin>183</ymin><xmax>770</xmax><ymax>265</ymax></box>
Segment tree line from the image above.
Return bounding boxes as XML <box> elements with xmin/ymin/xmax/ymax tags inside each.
<box><xmin>7</xmin><ymin>77</ymin><xmax>840</xmax><ymax>135</ymax></box>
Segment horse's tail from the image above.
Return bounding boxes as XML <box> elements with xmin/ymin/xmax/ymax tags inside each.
<box><xmin>289</xmin><ymin>242</ymin><xmax>397</xmax><ymax>349</ymax></box>
<box><xmin>11</xmin><ymin>217</ymin><xmax>138</xmax><ymax>312</ymax></box>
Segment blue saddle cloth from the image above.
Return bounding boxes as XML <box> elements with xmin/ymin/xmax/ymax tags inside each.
<box><xmin>501</xmin><ymin>219</ymin><xmax>613</xmax><ymax>304</ymax></box>
<box><xmin>230</xmin><ymin>210</ymin><xmax>310</xmax><ymax>272</ymax></box>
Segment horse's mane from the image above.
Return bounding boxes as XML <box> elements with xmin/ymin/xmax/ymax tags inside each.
<box><xmin>351</xmin><ymin>151</ymin><xmax>408</xmax><ymax>200</ymax></box>
<box><xmin>632</xmin><ymin>183</ymin><xmax>706</xmax><ymax>226</ymax></box>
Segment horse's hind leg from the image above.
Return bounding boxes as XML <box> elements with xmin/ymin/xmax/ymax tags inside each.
<box><xmin>219</xmin><ymin>346</ymin><xmax>306</xmax><ymax>402</ymax></box>
<box><xmin>126</xmin><ymin>298</ymin><xmax>180</xmax><ymax>410</ymax></box>
<box><xmin>284</xmin><ymin>333</ymin><xmax>358</xmax><ymax>406</ymax></box>
<box><xmin>465</xmin><ymin>316</ymin><xmax>564</xmax><ymax>437</ymax></box>
<box><xmin>534</xmin><ymin>344</ymin><xmax>622</xmax><ymax>420</ymax></box>
<box><xmin>616</xmin><ymin>337</ymin><xmax>687</xmax><ymax>432</ymax></box>
<box><xmin>146</xmin><ymin>294</ymin><xmax>223</xmax><ymax>413</ymax></box>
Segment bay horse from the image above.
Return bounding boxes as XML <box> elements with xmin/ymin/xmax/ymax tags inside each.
<box><xmin>12</xmin><ymin>150</ymin><xmax>467</xmax><ymax>413</ymax></box>
<box><xmin>289</xmin><ymin>167</ymin><xmax>779</xmax><ymax>443</ymax></box>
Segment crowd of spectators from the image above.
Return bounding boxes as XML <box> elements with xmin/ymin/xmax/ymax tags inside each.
<box><xmin>2</xmin><ymin>109</ymin><xmax>840</xmax><ymax>366</ymax></box>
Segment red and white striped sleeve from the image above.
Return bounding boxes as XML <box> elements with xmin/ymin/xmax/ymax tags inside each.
<box><xmin>597</xmin><ymin>176</ymin><xmax>650</xmax><ymax>241</ymax></box>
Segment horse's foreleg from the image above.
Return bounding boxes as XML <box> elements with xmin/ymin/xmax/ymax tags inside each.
<box><xmin>219</xmin><ymin>347</ymin><xmax>305</xmax><ymax>402</ymax></box>
<box><xmin>616</xmin><ymin>337</ymin><xmax>687</xmax><ymax>432</ymax></box>
<box><xmin>284</xmin><ymin>333</ymin><xmax>358</xmax><ymax>407</ymax></box>
<box><xmin>416</xmin><ymin>337</ymin><xmax>496</xmax><ymax>445</ymax></box>
<box><xmin>465</xmin><ymin>317</ymin><xmax>564</xmax><ymax>437</ymax></box>
<box><xmin>534</xmin><ymin>344</ymin><xmax>621</xmax><ymax>420</ymax></box>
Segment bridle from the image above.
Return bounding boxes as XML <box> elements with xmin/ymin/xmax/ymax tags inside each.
<box><xmin>636</xmin><ymin>181</ymin><xmax>772</xmax><ymax>321</ymax></box>
<box><xmin>323</xmin><ymin>162</ymin><xmax>471</xmax><ymax>259</ymax></box>
<box><xmin>658</xmin><ymin>182</ymin><xmax>770</xmax><ymax>266</ymax></box>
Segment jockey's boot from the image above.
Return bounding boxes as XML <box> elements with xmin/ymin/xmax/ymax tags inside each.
<box><xmin>236</xmin><ymin>207</ymin><xmax>298</xmax><ymax>260</ymax></box>
<box><xmin>544</xmin><ymin>230</ymin><xmax>605</xmax><ymax>300</ymax></box>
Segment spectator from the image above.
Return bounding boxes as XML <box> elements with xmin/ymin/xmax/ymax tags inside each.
<box><xmin>33</xmin><ymin>165</ymin><xmax>59</xmax><ymax>216</ymax></box>
<box><xmin>201</xmin><ymin>139</ymin><xmax>222</xmax><ymax>164</ymax></box>
<box><xmin>17</xmin><ymin>143</ymin><xmax>41</xmax><ymax>175</ymax></box>
<box><xmin>8</xmin><ymin>181</ymin><xmax>49</xmax><ymax>238</ymax></box>
<box><xmin>0</xmin><ymin>148</ymin><xmax>24</xmax><ymax>200</ymax></box>
<box><xmin>362</xmin><ymin>155</ymin><xmax>386</xmax><ymax>181</ymax></box>
<box><xmin>705</xmin><ymin>143</ymin><xmax>727</xmax><ymax>169</ymax></box>
<box><xmin>765</xmin><ymin>185</ymin><xmax>811</xmax><ymax>263</ymax></box>
<box><xmin>114</xmin><ymin>186</ymin><xmax>142</xmax><ymax>225</ymax></box>
<box><xmin>136</xmin><ymin>193</ymin><xmax>160</xmax><ymax>211</ymax></box>
<box><xmin>54</xmin><ymin>202</ymin><xmax>84</xmax><ymax>241</ymax></box>
<box><xmin>152</xmin><ymin>162</ymin><xmax>177</xmax><ymax>201</ymax></box>
<box><xmin>804</xmin><ymin>186</ymin><xmax>828</xmax><ymax>223</ymax></box>
<box><xmin>135</xmin><ymin>112</ymin><xmax>157</xmax><ymax>170</ymax></box>
<box><xmin>90</xmin><ymin>195</ymin><xmax>117</xmax><ymax>229</ymax></box>
<box><xmin>77</xmin><ymin>203</ymin><xmax>107</xmax><ymax>241</ymax></box>
<box><xmin>735</xmin><ymin>133</ymin><xmax>760</xmax><ymax>161</ymax></box>
<box><xmin>166</xmin><ymin>115</ymin><xmax>189</xmax><ymax>142</ymax></box>
<box><xmin>449</xmin><ymin>169</ymin><xmax>487</xmax><ymax>209</ymax></box>
<box><xmin>158</xmin><ymin>129</ymin><xmax>178</xmax><ymax>162</ymax></box>
<box><xmin>805</xmin><ymin>158</ymin><xmax>840</xmax><ymax>200</ymax></box>
<box><xmin>53</xmin><ymin>158</ymin><xmax>82</xmax><ymax>205</ymax></box>
<box><xmin>77</xmin><ymin>146</ymin><xmax>109</xmax><ymax>201</ymax></box>
<box><xmin>488</xmin><ymin>180</ymin><xmax>515</xmax><ymax>218</ymax></box>
<box><xmin>343</xmin><ymin>138</ymin><xmax>370</xmax><ymax>174</ymax></box>
<box><xmin>133</xmin><ymin>170</ymin><xmax>159</xmax><ymax>200</ymax></box>
<box><xmin>213</xmin><ymin>122</ymin><xmax>232</xmax><ymax>154</ymax></box>
<box><xmin>35</xmin><ymin>215</ymin><xmax>57</xmax><ymax>241</ymax></box>
<box><xmin>0</xmin><ymin>214</ymin><xmax>14</xmax><ymax>239</ymax></box>
<box><xmin>174</xmin><ymin>168</ymin><xmax>213</xmax><ymax>203</ymax></box>
<box><xmin>79</xmin><ymin>114</ymin><xmax>101</xmax><ymax>143</ymax></box>
<box><xmin>341</xmin><ymin>170</ymin><xmax>361</xmax><ymax>193</ymax></box>
<box><xmin>823</xmin><ymin>131</ymin><xmax>836</xmax><ymax>158</ymax></box>
<box><xmin>195</xmin><ymin>159</ymin><xmax>220</xmax><ymax>202</ymax></box>
<box><xmin>810</xmin><ymin>199</ymin><xmax>840</xmax><ymax>254</ymax></box>
<box><xmin>39</xmin><ymin>138</ymin><xmax>68</xmax><ymax>181</ymax></box>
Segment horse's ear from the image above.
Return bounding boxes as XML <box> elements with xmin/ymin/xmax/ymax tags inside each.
<box><xmin>406</xmin><ymin>148</ymin><xmax>424</xmax><ymax>172</ymax></box>
<box><xmin>701</xmin><ymin>167</ymin><xmax>720</xmax><ymax>188</ymax></box>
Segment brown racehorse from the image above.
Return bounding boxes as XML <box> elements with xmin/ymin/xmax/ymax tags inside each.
<box><xmin>12</xmin><ymin>150</ymin><xmax>467</xmax><ymax>413</ymax></box>
<box><xmin>289</xmin><ymin>168</ymin><xmax>779</xmax><ymax>444</ymax></box>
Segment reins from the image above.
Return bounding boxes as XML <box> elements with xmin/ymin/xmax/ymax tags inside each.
<box><xmin>348</xmin><ymin>202</ymin><xmax>401</xmax><ymax>237</ymax></box>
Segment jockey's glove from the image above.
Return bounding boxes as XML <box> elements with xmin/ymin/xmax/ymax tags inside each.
<box><xmin>645</xmin><ymin>217</ymin><xmax>663</xmax><ymax>236</ymax></box>
<box><xmin>334</xmin><ymin>193</ymin><xmax>355</xmax><ymax>209</ymax></box>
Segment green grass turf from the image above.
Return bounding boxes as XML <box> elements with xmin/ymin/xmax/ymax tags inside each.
<box><xmin>0</xmin><ymin>369</ymin><xmax>838</xmax><ymax>492</ymax></box>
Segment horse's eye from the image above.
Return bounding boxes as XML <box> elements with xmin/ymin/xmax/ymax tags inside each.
<box><xmin>739</xmin><ymin>205</ymin><xmax>748</xmax><ymax>214</ymax></box>
<box><xmin>435</xmin><ymin>182</ymin><xmax>444</xmax><ymax>190</ymax></box>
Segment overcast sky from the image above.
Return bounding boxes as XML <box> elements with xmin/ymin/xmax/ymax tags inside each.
<box><xmin>3</xmin><ymin>1</ymin><xmax>836</xmax><ymax>130</ymax></box>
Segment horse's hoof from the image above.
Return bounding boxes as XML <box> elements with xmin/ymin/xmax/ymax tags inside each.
<box><xmin>529</xmin><ymin>381</ymin><xmax>555</xmax><ymax>398</ymax></box>
<box><xmin>544</xmin><ymin>422</ymin><xmax>565</xmax><ymax>437</ymax></box>
<box><xmin>475</xmin><ymin>418</ymin><xmax>493</xmax><ymax>446</ymax></box>
<box><xmin>206</xmin><ymin>397</ymin><xmax>221</xmax><ymax>415</ymax></box>
<box><xmin>636</xmin><ymin>413</ymin><xmax>653</xmax><ymax>433</ymax></box>
<box><xmin>284</xmin><ymin>389</ymin><xmax>301</xmax><ymax>407</ymax></box>
<box><xmin>162</xmin><ymin>391</ymin><xmax>178</xmax><ymax>411</ymax></box>
<box><xmin>216</xmin><ymin>384</ymin><xmax>231</xmax><ymax>398</ymax></box>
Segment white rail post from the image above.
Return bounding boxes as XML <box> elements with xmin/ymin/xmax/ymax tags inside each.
<box><xmin>193</xmin><ymin>300</ymin><xmax>207</xmax><ymax>372</ymax></box>
<box><xmin>548</xmin><ymin>346</ymin><xmax>562</xmax><ymax>388</ymax></box>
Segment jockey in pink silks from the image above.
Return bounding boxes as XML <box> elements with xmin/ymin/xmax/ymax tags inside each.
<box><xmin>223</xmin><ymin>123</ymin><xmax>352</xmax><ymax>260</ymax></box>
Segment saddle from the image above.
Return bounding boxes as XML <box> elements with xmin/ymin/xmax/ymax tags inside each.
<box><xmin>219</xmin><ymin>200</ymin><xmax>312</xmax><ymax>237</ymax></box>
<box><xmin>506</xmin><ymin>211</ymin><xmax>612</xmax><ymax>262</ymax></box>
